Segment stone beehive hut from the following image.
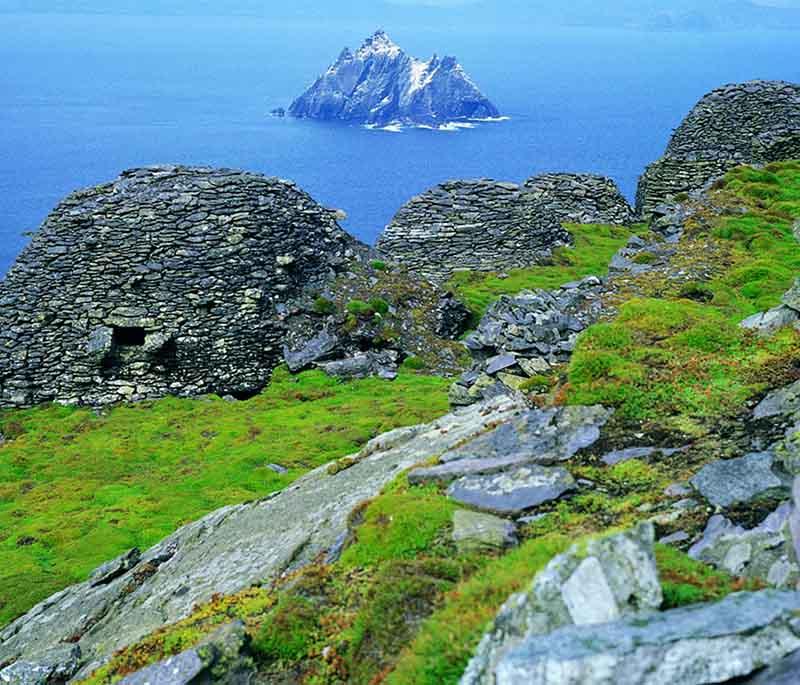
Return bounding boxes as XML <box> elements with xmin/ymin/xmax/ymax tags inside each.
<box><xmin>377</xmin><ymin>173</ymin><xmax>634</xmax><ymax>283</ymax></box>
<box><xmin>0</xmin><ymin>166</ymin><xmax>362</xmax><ymax>407</ymax></box>
<box><xmin>637</xmin><ymin>80</ymin><xmax>800</xmax><ymax>215</ymax></box>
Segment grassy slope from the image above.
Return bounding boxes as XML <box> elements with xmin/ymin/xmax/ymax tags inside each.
<box><xmin>447</xmin><ymin>223</ymin><xmax>640</xmax><ymax>319</ymax></box>
<box><xmin>565</xmin><ymin>162</ymin><xmax>800</xmax><ymax>432</ymax></box>
<box><xmin>0</xmin><ymin>367</ymin><xmax>450</xmax><ymax>627</ymax></box>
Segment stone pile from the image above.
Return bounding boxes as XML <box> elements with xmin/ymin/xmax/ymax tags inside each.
<box><xmin>377</xmin><ymin>174</ymin><xmax>634</xmax><ymax>283</ymax></box>
<box><xmin>450</xmin><ymin>277</ymin><xmax>604</xmax><ymax>405</ymax></box>
<box><xmin>0</xmin><ymin>166</ymin><xmax>364</xmax><ymax>408</ymax></box>
<box><xmin>637</xmin><ymin>80</ymin><xmax>800</xmax><ymax>215</ymax></box>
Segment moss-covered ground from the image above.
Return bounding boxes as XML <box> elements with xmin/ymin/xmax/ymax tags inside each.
<box><xmin>565</xmin><ymin>161</ymin><xmax>800</xmax><ymax>433</ymax></box>
<box><xmin>447</xmin><ymin>223</ymin><xmax>642</xmax><ymax>319</ymax></box>
<box><xmin>0</xmin><ymin>367</ymin><xmax>450</xmax><ymax>628</ymax></box>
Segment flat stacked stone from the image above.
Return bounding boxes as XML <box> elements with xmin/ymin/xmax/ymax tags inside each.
<box><xmin>0</xmin><ymin>165</ymin><xmax>363</xmax><ymax>407</ymax></box>
<box><xmin>377</xmin><ymin>173</ymin><xmax>634</xmax><ymax>283</ymax></box>
<box><xmin>637</xmin><ymin>80</ymin><xmax>800</xmax><ymax>215</ymax></box>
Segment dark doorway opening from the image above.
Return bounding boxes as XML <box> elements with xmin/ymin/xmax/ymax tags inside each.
<box><xmin>113</xmin><ymin>326</ymin><xmax>146</xmax><ymax>347</ymax></box>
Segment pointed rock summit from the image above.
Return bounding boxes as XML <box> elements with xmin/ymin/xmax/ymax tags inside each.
<box><xmin>288</xmin><ymin>30</ymin><xmax>500</xmax><ymax>127</ymax></box>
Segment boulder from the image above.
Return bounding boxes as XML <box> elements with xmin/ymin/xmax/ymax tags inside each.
<box><xmin>493</xmin><ymin>590</ymin><xmax>800</xmax><ymax>685</ymax></box>
<box><xmin>461</xmin><ymin>524</ymin><xmax>661</xmax><ymax>685</ymax></box>
<box><xmin>118</xmin><ymin>621</ymin><xmax>250</xmax><ymax>685</ymax></box>
<box><xmin>447</xmin><ymin>465</ymin><xmax>576</xmax><ymax>515</ymax></box>
<box><xmin>0</xmin><ymin>645</ymin><xmax>80</xmax><ymax>685</ymax></box>
<box><xmin>283</xmin><ymin>328</ymin><xmax>341</xmax><ymax>372</ymax></box>
<box><xmin>754</xmin><ymin>379</ymin><xmax>800</xmax><ymax>420</ymax></box>
<box><xmin>689</xmin><ymin>506</ymin><xmax>800</xmax><ymax>588</ymax></box>
<box><xmin>452</xmin><ymin>510</ymin><xmax>518</xmax><ymax>553</ymax></box>
<box><xmin>689</xmin><ymin>451</ymin><xmax>788</xmax><ymax>508</ymax></box>
<box><xmin>740</xmin><ymin>306</ymin><xmax>799</xmax><ymax>336</ymax></box>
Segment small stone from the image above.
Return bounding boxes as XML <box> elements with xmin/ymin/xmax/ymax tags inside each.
<box><xmin>485</xmin><ymin>354</ymin><xmax>518</xmax><ymax>376</ymax></box>
<box><xmin>266</xmin><ymin>463</ymin><xmax>288</xmax><ymax>474</ymax></box>
<box><xmin>451</xmin><ymin>510</ymin><xmax>518</xmax><ymax>553</ymax></box>
<box><xmin>690</xmin><ymin>452</ymin><xmax>786</xmax><ymax>508</ymax></box>
<box><xmin>447</xmin><ymin>465</ymin><xmax>576</xmax><ymax>515</ymax></box>
<box><xmin>659</xmin><ymin>530</ymin><xmax>690</xmax><ymax>545</ymax></box>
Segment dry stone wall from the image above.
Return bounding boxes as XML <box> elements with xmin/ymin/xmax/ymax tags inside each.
<box><xmin>0</xmin><ymin>166</ymin><xmax>363</xmax><ymax>407</ymax></box>
<box><xmin>377</xmin><ymin>173</ymin><xmax>634</xmax><ymax>283</ymax></box>
<box><xmin>637</xmin><ymin>80</ymin><xmax>800</xmax><ymax>215</ymax></box>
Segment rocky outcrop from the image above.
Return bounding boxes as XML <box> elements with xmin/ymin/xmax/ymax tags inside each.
<box><xmin>461</xmin><ymin>524</ymin><xmax>662</xmax><ymax>685</ymax></box>
<box><xmin>637</xmin><ymin>80</ymin><xmax>800</xmax><ymax>215</ymax></box>
<box><xmin>0</xmin><ymin>395</ymin><xmax>527</xmax><ymax>681</ymax></box>
<box><xmin>0</xmin><ymin>165</ymin><xmax>364</xmax><ymax>408</ymax></box>
<box><xmin>491</xmin><ymin>590</ymin><xmax>800</xmax><ymax>685</ymax></box>
<box><xmin>377</xmin><ymin>174</ymin><xmax>634</xmax><ymax>283</ymax></box>
<box><xmin>289</xmin><ymin>30</ymin><xmax>499</xmax><ymax>127</ymax></box>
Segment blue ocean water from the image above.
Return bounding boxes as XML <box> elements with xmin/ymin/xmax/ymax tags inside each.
<box><xmin>1</xmin><ymin>14</ymin><xmax>798</xmax><ymax>274</ymax></box>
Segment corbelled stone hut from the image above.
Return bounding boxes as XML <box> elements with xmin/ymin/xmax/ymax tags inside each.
<box><xmin>637</xmin><ymin>80</ymin><xmax>800</xmax><ymax>215</ymax></box>
<box><xmin>0</xmin><ymin>166</ymin><xmax>362</xmax><ymax>407</ymax></box>
<box><xmin>377</xmin><ymin>173</ymin><xmax>634</xmax><ymax>283</ymax></box>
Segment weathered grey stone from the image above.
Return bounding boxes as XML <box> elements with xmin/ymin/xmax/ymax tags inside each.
<box><xmin>690</xmin><ymin>452</ymin><xmax>787</xmax><ymax>508</ymax></box>
<box><xmin>783</xmin><ymin>278</ymin><xmax>800</xmax><ymax>312</ymax></box>
<box><xmin>742</xmin><ymin>648</ymin><xmax>800</xmax><ymax>684</ymax></box>
<box><xmin>601</xmin><ymin>446</ymin><xmax>656</xmax><ymax>466</ymax></box>
<box><xmin>440</xmin><ymin>405</ymin><xmax>611</xmax><ymax>466</ymax></box>
<box><xmin>0</xmin><ymin>166</ymin><xmax>364</xmax><ymax>408</ymax></box>
<box><xmin>637</xmin><ymin>80</ymin><xmax>800</xmax><ymax>215</ymax></box>
<box><xmin>88</xmin><ymin>548</ymin><xmax>141</xmax><ymax>587</ymax></box>
<box><xmin>659</xmin><ymin>531</ymin><xmax>690</xmax><ymax>545</ymax></box>
<box><xmin>317</xmin><ymin>351</ymin><xmax>398</xmax><ymax>380</ymax></box>
<box><xmin>493</xmin><ymin>590</ymin><xmax>800</xmax><ymax>685</ymax></box>
<box><xmin>0</xmin><ymin>645</ymin><xmax>80</xmax><ymax>685</ymax></box>
<box><xmin>409</xmin><ymin>454</ymin><xmax>541</xmax><ymax>485</ymax></box>
<box><xmin>448</xmin><ymin>465</ymin><xmax>576</xmax><ymax>515</ymax></box>
<box><xmin>452</xmin><ymin>510</ymin><xmax>518</xmax><ymax>553</ymax></box>
<box><xmin>461</xmin><ymin>524</ymin><xmax>661</xmax><ymax>685</ymax></box>
<box><xmin>740</xmin><ymin>306</ymin><xmax>800</xmax><ymax>335</ymax></box>
<box><xmin>0</xmin><ymin>395</ymin><xmax>526</xmax><ymax>680</ymax></box>
<box><xmin>378</xmin><ymin>174</ymin><xmax>633</xmax><ymax>283</ymax></box>
<box><xmin>118</xmin><ymin>621</ymin><xmax>249</xmax><ymax>685</ymax></box>
<box><xmin>283</xmin><ymin>328</ymin><xmax>340</xmax><ymax>372</ymax></box>
<box><xmin>485</xmin><ymin>354</ymin><xmax>518</xmax><ymax>376</ymax></box>
<box><xmin>754</xmin><ymin>379</ymin><xmax>800</xmax><ymax>419</ymax></box>
<box><xmin>689</xmin><ymin>506</ymin><xmax>800</xmax><ymax>588</ymax></box>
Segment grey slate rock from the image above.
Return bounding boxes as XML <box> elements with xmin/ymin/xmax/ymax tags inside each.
<box><xmin>461</xmin><ymin>524</ymin><xmax>661</xmax><ymax>685</ymax></box>
<box><xmin>447</xmin><ymin>465</ymin><xmax>576</xmax><ymax>515</ymax></box>
<box><xmin>0</xmin><ymin>645</ymin><xmax>80</xmax><ymax>685</ymax></box>
<box><xmin>485</xmin><ymin>354</ymin><xmax>518</xmax><ymax>376</ymax></box>
<box><xmin>440</xmin><ymin>405</ymin><xmax>612</xmax><ymax>466</ymax></box>
<box><xmin>742</xmin><ymin>648</ymin><xmax>800</xmax><ymax>684</ymax></box>
<box><xmin>283</xmin><ymin>328</ymin><xmax>340</xmax><ymax>372</ymax></box>
<box><xmin>690</xmin><ymin>451</ymin><xmax>786</xmax><ymax>508</ymax></box>
<box><xmin>88</xmin><ymin>548</ymin><xmax>141</xmax><ymax>587</ymax></box>
<box><xmin>740</xmin><ymin>305</ymin><xmax>800</xmax><ymax>336</ymax></box>
<box><xmin>494</xmin><ymin>590</ymin><xmax>800</xmax><ymax>685</ymax></box>
<box><xmin>689</xmin><ymin>506</ymin><xmax>800</xmax><ymax>588</ymax></box>
<box><xmin>118</xmin><ymin>621</ymin><xmax>249</xmax><ymax>685</ymax></box>
<box><xmin>408</xmin><ymin>454</ymin><xmax>541</xmax><ymax>485</ymax></box>
<box><xmin>452</xmin><ymin>510</ymin><xmax>518</xmax><ymax>553</ymax></box>
<box><xmin>754</xmin><ymin>379</ymin><xmax>800</xmax><ymax>419</ymax></box>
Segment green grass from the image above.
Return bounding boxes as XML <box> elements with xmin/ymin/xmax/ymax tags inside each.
<box><xmin>447</xmin><ymin>224</ymin><xmax>641</xmax><ymax>318</ymax></box>
<box><xmin>0</xmin><ymin>367</ymin><xmax>449</xmax><ymax>628</ymax></box>
<box><xmin>565</xmin><ymin>161</ymin><xmax>800</xmax><ymax>429</ymax></box>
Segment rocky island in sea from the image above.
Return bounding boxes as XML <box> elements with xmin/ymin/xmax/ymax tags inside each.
<box><xmin>288</xmin><ymin>30</ymin><xmax>501</xmax><ymax>129</ymax></box>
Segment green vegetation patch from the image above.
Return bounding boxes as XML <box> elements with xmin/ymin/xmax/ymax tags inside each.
<box><xmin>565</xmin><ymin>162</ymin><xmax>800</xmax><ymax>430</ymax></box>
<box><xmin>0</xmin><ymin>367</ymin><xmax>449</xmax><ymax>628</ymax></box>
<box><xmin>448</xmin><ymin>224</ymin><xmax>642</xmax><ymax>319</ymax></box>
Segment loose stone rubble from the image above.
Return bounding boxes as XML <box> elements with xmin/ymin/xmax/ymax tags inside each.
<box><xmin>378</xmin><ymin>174</ymin><xmax>633</xmax><ymax>283</ymax></box>
<box><xmin>0</xmin><ymin>166</ymin><xmax>364</xmax><ymax>408</ymax></box>
<box><xmin>637</xmin><ymin>80</ymin><xmax>800</xmax><ymax>215</ymax></box>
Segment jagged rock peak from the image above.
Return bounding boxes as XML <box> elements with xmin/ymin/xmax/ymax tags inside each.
<box><xmin>637</xmin><ymin>79</ymin><xmax>800</xmax><ymax>215</ymax></box>
<box><xmin>288</xmin><ymin>30</ymin><xmax>500</xmax><ymax>126</ymax></box>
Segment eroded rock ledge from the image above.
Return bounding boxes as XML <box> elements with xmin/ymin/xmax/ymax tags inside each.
<box><xmin>377</xmin><ymin>173</ymin><xmax>634</xmax><ymax>283</ymax></box>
